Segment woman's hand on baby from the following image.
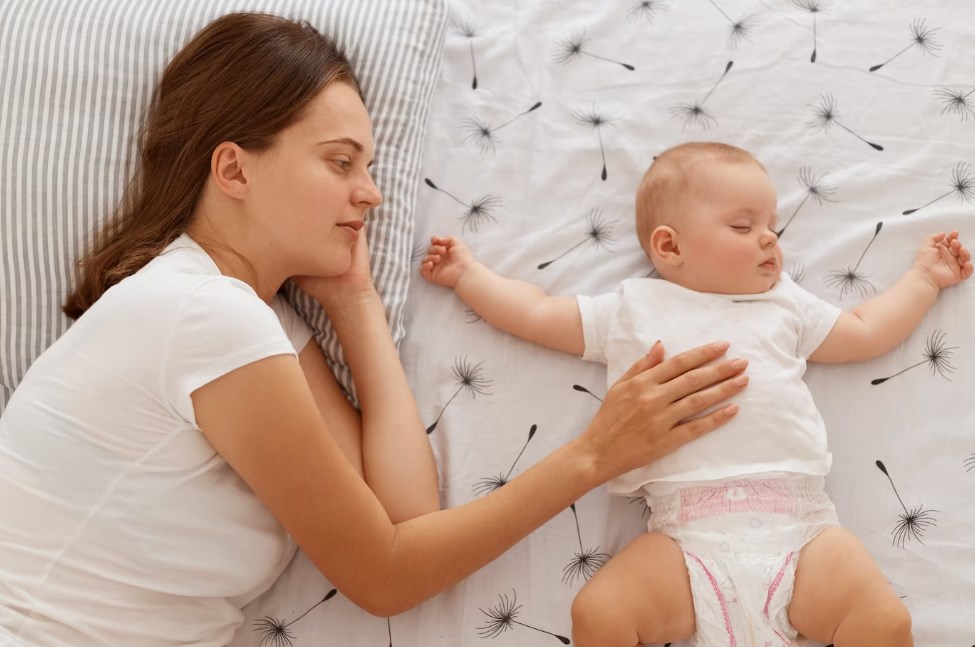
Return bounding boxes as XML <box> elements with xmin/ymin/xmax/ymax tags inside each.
<box><xmin>578</xmin><ymin>341</ymin><xmax>748</xmax><ymax>481</ymax></box>
<box><xmin>420</xmin><ymin>236</ymin><xmax>476</xmax><ymax>288</ymax></box>
<box><xmin>913</xmin><ymin>230</ymin><xmax>973</xmax><ymax>290</ymax></box>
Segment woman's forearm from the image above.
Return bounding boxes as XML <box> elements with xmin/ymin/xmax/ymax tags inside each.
<box><xmin>363</xmin><ymin>436</ymin><xmax>603</xmax><ymax>616</ymax></box>
<box><xmin>325</xmin><ymin>289</ymin><xmax>440</xmax><ymax>522</ymax></box>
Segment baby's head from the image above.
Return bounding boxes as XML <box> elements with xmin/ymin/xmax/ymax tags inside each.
<box><xmin>635</xmin><ymin>141</ymin><xmax>782</xmax><ymax>295</ymax></box>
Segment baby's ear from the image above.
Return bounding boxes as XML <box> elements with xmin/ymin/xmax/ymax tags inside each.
<box><xmin>650</xmin><ymin>226</ymin><xmax>682</xmax><ymax>266</ymax></box>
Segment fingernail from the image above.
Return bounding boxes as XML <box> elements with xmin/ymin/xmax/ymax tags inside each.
<box><xmin>714</xmin><ymin>341</ymin><xmax>730</xmax><ymax>351</ymax></box>
<box><xmin>647</xmin><ymin>340</ymin><xmax>661</xmax><ymax>354</ymax></box>
<box><xmin>731</xmin><ymin>358</ymin><xmax>747</xmax><ymax>370</ymax></box>
<box><xmin>734</xmin><ymin>375</ymin><xmax>748</xmax><ymax>386</ymax></box>
<box><xmin>724</xmin><ymin>403</ymin><xmax>739</xmax><ymax>416</ymax></box>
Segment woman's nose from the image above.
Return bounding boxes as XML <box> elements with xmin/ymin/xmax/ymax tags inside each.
<box><xmin>355</xmin><ymin>173</ymin><xmax>383</xmax><ymax>208</ymax></box>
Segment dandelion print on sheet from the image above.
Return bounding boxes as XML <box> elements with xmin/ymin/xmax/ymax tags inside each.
<box><xmin>871</xmin><ymin>330</ymin><xmax>957</xmax><ymax>385</ymax></box>
<box><xmin>477</xmin><ymin>590</ymin><xmax>570</xmax><ymax>644</ymax></box>
<box><xmin>538</xmin><ymin>209</ymin><xmax>616</xmax><ymax>270</ymax></box>
<box><xmin>472</xmin><ymin>424</ymin><xmax>537</xmax><ymax>495</ymax></box>
<box><xmin>824</xmin><ymin>221</ymin><xmax>883</xmax><ymax>299</ymax></box>
<box><xmin>253</xmin><ymin>589</ymin><xmax>337</xmax><ymax>647</ymax></box>
<box><xmin>554</xmin><ymin>29</ymin><xmax>635</xmax><ymax>71</ymax></box>
<box><xmin>808</xmin><ymin>92</ymin><xmax>884</xmax><ymax>151</ymax></box>
<box><xmin>672</xmin><ymin>60</ymin><xmax>733</xmax><ymax>131</ymax></box>
<box><xmin>463</xmin><ymin>101</ymin><xmax>543</xmax><ymax>154</ymax></box>
<box><xmin>426</xmin><ymin>356</ymin><xmax>493</xmax><ymax>434</ymax></box>
<box><xmin>875</xmin><ymin>460</ymin><xmax>938</xmax><ymax>548</ymax></box>
<box><xmin>424</xmin><ymin>178</ymin><xmax>502</xmax><ymax>234</ymax></box>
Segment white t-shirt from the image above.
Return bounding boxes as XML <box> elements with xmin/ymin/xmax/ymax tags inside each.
<box><xmin>577</xmin><ymin>275</ymin><xmax>842</xmax><ymax>493</ymax></box>
<box><xmin>0</xmin><ymin>234</ymin><xmax>313</xmax><ymax>646</ymax></box>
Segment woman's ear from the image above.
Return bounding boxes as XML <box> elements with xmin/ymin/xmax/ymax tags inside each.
<box><xmin>210</xmin><ymin>142</ymin><xmax>249</xmax><ymax>200</ymax></box>
<box><xmin>650</xmin><ymin>226</ymin><xmax>683</xmax><ymax>267</ymax></box>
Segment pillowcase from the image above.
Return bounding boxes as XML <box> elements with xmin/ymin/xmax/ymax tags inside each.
<box><xmin>0</xmin><ymin>0</ymin><xmax>447</xmax><ymax>410</ymax></box>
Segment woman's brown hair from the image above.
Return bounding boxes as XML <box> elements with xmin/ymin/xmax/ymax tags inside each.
<box><xmin>63</xmin><ymin>12</ymin><xmax>360</xmax><ymax>319</ymax></box>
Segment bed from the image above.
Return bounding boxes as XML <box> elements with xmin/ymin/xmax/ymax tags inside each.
<box><xmin>229</xmin><ymin>1</ymin><xmax>974</xmax><ymax>646</ymax></box>
<box><xmin>1</xmin><ymin>0</ymin><xmax>971</xmax><ymax>645</ymax></box>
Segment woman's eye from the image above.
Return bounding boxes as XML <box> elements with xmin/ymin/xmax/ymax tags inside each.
<box><xmin>332</xmin><ymin>159</ymin><xmax>351</xmax><ymax>171</ymax></box>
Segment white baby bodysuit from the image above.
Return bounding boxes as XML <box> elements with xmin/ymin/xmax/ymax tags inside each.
<box><xmin>577</xmin><ymin>274</ymin><xmax>842</xmax><ymax>492</ymax></box>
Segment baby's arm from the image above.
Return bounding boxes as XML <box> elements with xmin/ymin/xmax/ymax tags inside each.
<box><xmin>421</xmin><ymin>236</ymin><xmax>584</xmax><ymax>355</ymax></box>
<box><xmin>810</xmin><ymin>231</ymin><xmax>972</xmax><ymax>363</ymax></box>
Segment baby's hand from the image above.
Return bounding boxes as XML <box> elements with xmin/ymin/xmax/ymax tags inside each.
<box><xmin>913</xmin><ymin>231</ymin><xmax>973</xmax><ymax>289</ymax></box>
<box><xmin>420</xmin><ymin>235</ymin><xmax>477</xmax><ymax>288</ymax></box>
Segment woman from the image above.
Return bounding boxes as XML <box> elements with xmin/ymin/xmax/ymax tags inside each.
<box><xmin>0</xmin><ymin>13</ymin><xmax>748</xmax><ymax>646</ymax></box>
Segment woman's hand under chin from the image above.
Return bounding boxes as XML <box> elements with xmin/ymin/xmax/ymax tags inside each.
<box><xmin>294</xmin><ymin>224</ymin><xmax>378</xmax><ymax>311</ymax></box>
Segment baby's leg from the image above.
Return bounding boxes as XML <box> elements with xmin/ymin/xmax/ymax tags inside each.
<box><xmin>571</xmin><ymin>532</ymin><xmax>694</xmax><ymax>647</ymax></box>
<box><xmin>788</xmin><ymin>527</ymin><xmax>913</xmax><ymax>646</ymax></box>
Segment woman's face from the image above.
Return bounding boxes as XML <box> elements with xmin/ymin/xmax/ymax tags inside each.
<box><xmin>245</xmin><ymin>81</ymin><xmax>382</xmax><ymax>278</ymax></box>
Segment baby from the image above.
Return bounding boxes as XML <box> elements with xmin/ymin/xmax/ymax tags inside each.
<box><xmin>421</xmin><ymin>141</ymin><xmax>972</xmax><ymax>647</ymax></box>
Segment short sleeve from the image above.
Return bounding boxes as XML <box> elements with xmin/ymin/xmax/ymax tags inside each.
<box><xmin>576</xmin><ymin>290</ymin><xmax>622</xmax><ymax>364</ymax></box>
<box><xmin>269</xmin><ymin>294</ymin><xmax>314</xmax><ymax>354</ymax></box>
<box><xmin>784</xmin><ymin>278</ymin><xmax>843</xmax><ymax>357</ymax></box>
<box><xmin>163</xmin><ymin>279</ymin><xmax>298</xmax><ymax>425</ymax></box>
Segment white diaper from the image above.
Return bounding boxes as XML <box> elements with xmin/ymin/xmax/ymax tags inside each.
<box><xmin>642</xmin><ymin>474</ymin><xmax>839</xmax><ymax>647</ymax></box>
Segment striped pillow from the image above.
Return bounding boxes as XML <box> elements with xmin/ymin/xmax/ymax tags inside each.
<box><xmin>0</xmin><ymin>0</ymin><xmax>447</xmax><ymax>409</ymax></box>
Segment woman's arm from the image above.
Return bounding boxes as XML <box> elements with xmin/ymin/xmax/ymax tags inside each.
<box><xmin>293</xmin><ymin>233</ymin><xmax>438</xmax><ymax>524</ymax></box>
<box><xmin>191</xmin><ymin>341</ymin><xmax>747</xmax><ymax>617</ymax></box>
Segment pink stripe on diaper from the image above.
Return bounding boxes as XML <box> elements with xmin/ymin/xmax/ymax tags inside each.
<box><xmin>679</xmin><ymin>480</ymin><xmax>798</xmax><ymax>524</ymax></box>
<box><xmin>764</xmin><ymin>551</ymin><xmax>796</xmax><ymax>646</ymax></box>
<box><xmin>685</xmin><ymin>551</ymin><xmax>737</xmax><ymax>647</ymax></box>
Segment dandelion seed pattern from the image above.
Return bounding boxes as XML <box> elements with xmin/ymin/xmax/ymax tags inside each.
<box><xmin>706</xmin><ymin>0</ymin><xmax>757</xmax><ymax>49</ymax></box>
<box><xmin>671</xmin><ymin>60</ymin><xmax>733</xmax><ymax>130</ymax></box>
<box><xmin>477</xmin><ymin>590</ymin><xmax>571</xmax><ymax>643</ymax></box>
<box><xmin>793</xmin><ymin>0</ymin><xmax>828</xmax><ymax>62</ymax></box>
<box><xmin>426</xmin><ymin>356</ymin><xmax>493</xmax><ymax>434</ymax></box>
<box><xmin>628</xmin><ymin>496</ymin><xmax>652</xmax><ymax>519</ymax></box>
<box><xmin>824</xmin><ymin>221</ymin><xmax>882</xmax><ymax>298</ymax></box>
<box><xmin>627</xmin><ymin>0</ymin><xmax>669</xmax><ymax>24</ymax></box>
<box><xmin>965</xmin><ymin>453</ymin><xmax>975</xmax><ymax>472</ymax></box>
<box><xmin>562</xmin><ymin>502</ymin><xmax>610</xmax><ymax>585</ymax></box>
<box><xmin>252</xmin><ymin>589</ymin><xmax>338</xmax><ymax>647</ymax></box>
<box><xmin>777</xmin><ymin>167</ymin><xmax>837</xmax><ymax>238</ymax></box>
<box><xmin>538</xmin><ymin>209</ymin><xmax>616</xmax><ymax>270</ymax></box>
<box><xmin>572</xmin><ymin>383</ymin><xmax>603</xmax><ymax>402</ymax></box>
<box><xmin>871</xmin><ymin>330</ymin><xmax>957</xmax><ymax>385</ymax></box>
<box><xmin>465</xmin><ymin>307</ymin><xmax>483</xmax><ymax>324</ymax></box>
<box><xmin>902</xmin><ymin>163</ymin><xmax>975</xmax><ymax>215</ymax></box>
<box><xmin>452</xmin><ymin>19</ymin><xmax>483</xmax><ymax>89</ymax></box>
<box><xmin>472</xmin><ymin>424</ymin><xmax>537</xmax><ymax>495</ymax></box>
<box><xmin>876</xmin><ymin>460</ymin><xmax>939</xmax><ymax>548</ymax></box>
<box><xmin>788</xmin><ymin>262</ymin><xmax>806</xmax><ymax>284</ymax></box>
<box><xmin>554</xmin><ymin>29</ymin><xmax>635</xmax><ymax>70</ymax></box>
<box><xmin>809</xmin><ymin>93</ymin><xmax>884</xmax><ymax>151</ymax></box>
<box><xmin>463</xmin><ymin>101</ymin><xmax>543</xmax><ymax>154</ymax></box>
<box><xmin>935</xmin><ymin>88</ymin><xmax>975</xmax><ymax>122</ymax></box>
<box><xmin>571</xmin><ymin>106</ymin><xmax>617</xmax><ymax>180</ymax></box>
<box><xmin>424</xmin><ymin>178</ymin><xmax>502</xmax><ymax>233</ymax></box>
<box><xmin>869</xmin><ymin>18</ymin><xmax>941</xmax><ymax>72</ymax></box>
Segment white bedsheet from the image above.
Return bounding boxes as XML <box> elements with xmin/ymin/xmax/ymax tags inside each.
<box><xmin>234</xmin><ymin>1</ymin><xmax>974</xmax><ymax>645</ymax></box>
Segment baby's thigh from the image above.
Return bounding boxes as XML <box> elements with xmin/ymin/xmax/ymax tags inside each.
<box><xmin>571</xmin><ymin>532</ymin><xmax>695</xmax><ymax>645</ymax></box>
<box><xmin>789</xmin><ymin>527</ymin><xmax>902</xmax><ymax>640</ymax></box>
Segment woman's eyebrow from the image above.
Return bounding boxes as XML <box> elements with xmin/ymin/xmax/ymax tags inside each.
<box><xmin>317</xmin><ymin>137</ymin><xmax>363</xmax><ymax>151</ymax></box>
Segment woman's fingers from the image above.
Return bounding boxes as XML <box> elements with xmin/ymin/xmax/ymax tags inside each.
<box><xmin>660</xmin><ymin>356</ymin><xmax>748</xmax><ymax>405</ymax></box>
<box><xmin>668</xmin><ymin>373</ymin><xmax>748</xmax><ymax>424</ymax></box>
<box><xmin>641</xmin><ymin>342</ymin><xmax>731</xmax><ymax>385</ymax></box>
<box><xmin>614</xmin><ymin>341</ymin><xmax>664</xmax><ymax>383</ymax></box>
<box><xmin>661</xmin><ymin>400</ymin><xmax>741</xmax><ymax>454</ymax></box>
